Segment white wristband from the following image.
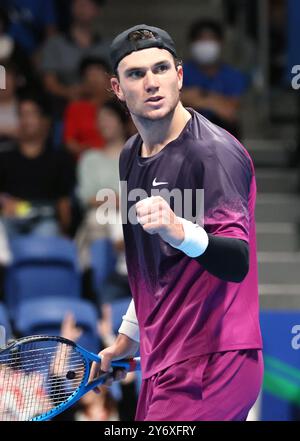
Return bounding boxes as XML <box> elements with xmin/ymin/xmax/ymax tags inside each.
<box><xmin>118</xmin><ymin>299</ymin><xmax>140</xmax><ymax>343</ymax></box>
<box><xmin>171</xmin><ymin>217</ymin><xmax>209</xmax><ymax>258</ymax></box>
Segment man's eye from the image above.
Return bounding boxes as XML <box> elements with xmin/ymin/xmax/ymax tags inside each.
<box><xmin>129</xmin><ymin>71</ymin><xmax>144</xmax><ymax>79</ymax></box>
<box><xmin>155</xmin><ymin>65</ymin><xmax>169</xmax><ymax>73</ymax></box>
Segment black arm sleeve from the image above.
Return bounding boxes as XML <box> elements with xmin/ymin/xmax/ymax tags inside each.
<box><xmin>195</xmin><ymin>235</ymin><xmax>249</xmax><ymax>283</ymax></box>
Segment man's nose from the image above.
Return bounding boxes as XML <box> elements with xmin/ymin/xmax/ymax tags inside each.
<box><xmin>144</xmin><ymin>72</ymin><xmax>159</xmax><ymax>92</ymax></box>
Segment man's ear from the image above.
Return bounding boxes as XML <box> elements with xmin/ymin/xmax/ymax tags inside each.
<box><xmin>177</xmin><ymin>64</ymin><xmax>183</xmax><ymax>91</ymax></box>
<box><xmin>111</xmin><ymin>77</ymin><xmax>125</xmax><ymax>101</ymax></box>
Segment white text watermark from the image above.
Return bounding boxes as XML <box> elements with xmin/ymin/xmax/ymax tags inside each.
<box><xmin>291</xmin><ymin>65</ymin><xmax>300</xmax><ymax>90</ymax></box>
<box><xmin>291</xmin><ymin>325</ymin><xmax>300</xmax><ymax>349</ymax></box>
<box><xmin>0</xmin><ymin>65</ymin><xmax>6</xmax><ymax>90</ymax></box>
<box><xmin>95</xmin><ymin>182</ymin><xmax>204</xmax><ymax>226</ymax></box>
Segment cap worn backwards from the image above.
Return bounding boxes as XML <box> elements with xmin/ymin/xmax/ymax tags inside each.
<box><xmin>110</xmin><ymin>24</ymin><xmax>177</xmax><ymax>71</ymax></box>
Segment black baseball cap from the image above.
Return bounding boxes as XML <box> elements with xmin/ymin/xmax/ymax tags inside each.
<box><xmin>110</xmin><ymin>24</ymin><xmax>178</xmax><ymax>72</ymax></box>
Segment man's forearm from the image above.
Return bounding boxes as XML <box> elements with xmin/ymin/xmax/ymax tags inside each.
<box><xmin>195</xmin><ymin>234</ymin><xmax>249</xmax><ymax>283</ymax></box>
<box><xmin>56</xmin><ymin>197</ymin><xmax>72</xmax><ymax>234</ymax></box>
<box><xmin>112</xmin><ymin>333</ymin><xmax>139</xmax><ymax>359</ymax></box>
<box><xmin>169</xmin><ymin>218</ymin><xmax>249</xmax><ymax>283</ymax></box>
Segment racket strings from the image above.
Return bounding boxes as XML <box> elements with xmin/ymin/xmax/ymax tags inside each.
<box><xmin>0</xmin><ymin>341</ymin><xmax>86</xmax><ymax>421</ymax></box>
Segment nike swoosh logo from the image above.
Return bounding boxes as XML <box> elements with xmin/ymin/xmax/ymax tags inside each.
<box><xmin>152</xmin><ymin>177</ymin><xmax>168</xmax><ymax>187</ymax></box>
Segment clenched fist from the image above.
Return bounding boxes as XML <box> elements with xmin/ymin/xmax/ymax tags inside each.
<box><xmin>135</xmin><ymin>196</ymin><xmax>184</xmax><ymax>246</ymax></box>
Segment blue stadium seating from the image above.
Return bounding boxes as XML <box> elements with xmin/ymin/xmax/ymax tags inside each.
<box><xmin>15</xmin><ymin>297</ymin><xmax>100</xmax><ymax>353</ymax></box>
<box><xmin>110</xmin><ymin>297</ymin><xmax>132</xmax><ymax>335</ymax></box>
<box><xmin>90</xmin><ymin>238</ymin><xmax>117</xmax><ymax>301</ymax></box>
<box><xmin>5</xmin><ymin>235</ymin><xmax>81</xmax><ymax>318</ymax></box>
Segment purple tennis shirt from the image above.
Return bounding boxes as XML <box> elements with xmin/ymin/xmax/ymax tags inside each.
<box><xmin>119</xmin><ymin>108</ymin><xmax>263</xmax><ymax>379</ymax></box>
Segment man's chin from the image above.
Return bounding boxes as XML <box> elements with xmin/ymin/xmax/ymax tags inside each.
<box><xmin>139</xmin><ymin>107</ymin><xmax>172</xmax><ymax>121</ymax></box>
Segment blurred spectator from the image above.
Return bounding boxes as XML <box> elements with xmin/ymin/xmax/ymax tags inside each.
<box><xmin>182</xmin><ymin>19</ymin><xmax>248</xmax><ymax>137</ymax></box>
<box><xmin>3</xmin><ymin>0</ymin><xmax>57</xmax><ymax>56</ymax></box>
<box><xmin>40</xmin><ymin>0</ymin><xmax>110</xmax><ymax>112</ymax></box>
<box><xmin>76</xmin><ymin>100</ymin><xmax>129</xmax><ymax>269</ymax></box>
<box><xmin>75</xmin><ymin>100</ymin><xmax>132</xmax><ymax>345</ymax></box>
<box><xmin>75</xmin><ymin>388</ymin><xmax>119</xmax><ymax>421</ymax></box>
<box><xmin>63</xmin><ymin>57</ymin><xmax>111</xmax><ymax>160</ymax></box>
<box><xmin>0</xmin><ymin>362</ymin><xmax>53</xmax><ymax>420</ymax></box>
<box><xmin>0</xmin><ymin>63</ymin><xmax>20</xmax><ymax>150</ymax></box>
<box><xmin>54</xmin><ymin>0</ymin><xmax>106</xmax><ymax>35</ymax></box>
<box><xmin>0</xmin><ymin>94</ymin><xmax>75</xmax><ymax>238</ymax></box>
<box><xmin>60</xmin><ymin>311</ymin><xmax>83</xmax><ymax>342</ymax></box>
<box><xmin>0</xmin><ymin>8</ymin><xmax>38</xmax><ymax>90</ymax></box>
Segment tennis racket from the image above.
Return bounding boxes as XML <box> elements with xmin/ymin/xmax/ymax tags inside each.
<box><xmin>0</xmin><ymin>335</ymin><xmax>140</xmax><ymax>421</ymax></box>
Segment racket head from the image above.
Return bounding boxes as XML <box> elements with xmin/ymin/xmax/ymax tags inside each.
<box><xmin>0</xmin><ymin>335</ymin><xmax>92</xmax><ymax>421</ymax></box>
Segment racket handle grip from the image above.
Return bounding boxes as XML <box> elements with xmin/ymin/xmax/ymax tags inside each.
<box><xmin>111</xmin><ymin>357</ymin><xmax>141</xmax><ymax>372</ymax></box>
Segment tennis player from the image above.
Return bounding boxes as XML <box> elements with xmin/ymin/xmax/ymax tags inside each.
<box><xmin>90</xmin><ymin>24</ymin><xmax>263</xmax><ymax>421</ymax></box>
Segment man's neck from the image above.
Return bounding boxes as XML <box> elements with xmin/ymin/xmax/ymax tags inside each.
<box><xmin>132</xmin><ymin>102</ymin><xmax>191</xmax><ymax>158</ymax></box>
<box><xmin>105</xmin><ymin>137</ymin><xmax>125</xmax><ymax>156</ymax></box>
<box><xmin>19</xmin><ymin>139</ymin><xmax>45</xmax><ymax>158</ymax></box>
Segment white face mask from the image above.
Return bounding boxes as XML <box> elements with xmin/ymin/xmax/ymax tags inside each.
<box><xmin>190</xmin><ymin>41</ymin><xmax>221</xmax><ymax>65</ymax></box>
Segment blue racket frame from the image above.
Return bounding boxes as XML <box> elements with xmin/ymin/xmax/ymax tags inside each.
<box><xmin>0</xmin><ymin>335</ymin><xmax>141</xmax><ymax>421</ymax></box>
<box><xmin>31</xmin><ymin>338</ymin><xmax>140</xmax><ymax>421</ymax></box>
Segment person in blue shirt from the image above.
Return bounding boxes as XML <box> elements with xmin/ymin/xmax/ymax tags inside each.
<box><xmin>4</xmin><ymin>0</ymin><xmax>57</xmax><ymax>56</ymax></box>
<box><xmin>182</xmin><ymin>19</ymin><xmax>248</xmax><ymax>138</ymax></box>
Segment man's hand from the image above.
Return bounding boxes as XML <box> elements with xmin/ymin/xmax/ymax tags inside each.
<box><xmin>89</xmin><ymin>334</ymin><xmax>139</xmax><ymax>393</ymax></box>
<box><xmin>135</xmin><ymin>196</ymin><xmax>184</xmax><ymax>246</ymax></box>
<box><xmin>0</xmin><ymin>194</ymin><xmax>23</xmax><ymax>217</ymax></box>
<box><xmin>60</xmin><ymin>312</ymin><xmax>82</xmax><ymax>342</ymax></box>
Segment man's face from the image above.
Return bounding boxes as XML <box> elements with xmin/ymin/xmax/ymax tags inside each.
<box><xmin>72</xmin><ymin>0</ymin><xmax>100</xmax><ymax>24</ymax></box>
<box><xmin>111</xmin><ymin>48</ymin><xmax>183</xmax><ymax>121</ymax></box>
<box><xmin>18</xmin><ymin>101</ymin><xmax>48</xmax><ymax>141</ymax></box>
<box><xmin>83</xmin><ymin>65</ymin><xmax>108</xmax><ymax>94</ymax></box>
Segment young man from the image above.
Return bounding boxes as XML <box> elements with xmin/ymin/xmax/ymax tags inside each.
<box><xmin>90</xmin><ymin>24</ymin><xmax>263</xmax><ymax>421</ymax></box>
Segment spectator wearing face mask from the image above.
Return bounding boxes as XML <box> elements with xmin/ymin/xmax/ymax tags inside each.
<box><xmin>182</xmin><ymin>19</ymin><xmax>248</xmax><ymax>138</ymax></box>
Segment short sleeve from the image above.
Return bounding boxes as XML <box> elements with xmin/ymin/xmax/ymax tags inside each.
<box><xmin>201</xmin><ymin>146</ymin><xmax>252</xmax><ymax>243</ymax></box>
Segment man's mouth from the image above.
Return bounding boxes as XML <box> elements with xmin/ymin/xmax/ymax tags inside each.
<box><xmin>146</xmin><ymin>96</ymin><xmax>164</xmax><ymax>103</ymax></box>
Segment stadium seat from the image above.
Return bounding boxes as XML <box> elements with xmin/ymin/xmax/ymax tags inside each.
<box><xmin>15</xmin><ymin>297</ymin><xmax>100</xmax><ymax>353</ymax></box>
<box><xmin>0</xmin><ymin>302</ymin><xmax>12</xmax><ymax>342</ymax></box>
<box><xmin>110</xmin><ymin>297</ymin><xmax>132</xmax><ymax>335</ymax></box>
<box><xmin>5</xmin><ymin>235</ymin><xmax>81</xmax><ymax>318</ymax></box>
<box><xmin>90</xmin><ymin>238</ymin><xmax>117</xmax><ymax>300</ymax></box>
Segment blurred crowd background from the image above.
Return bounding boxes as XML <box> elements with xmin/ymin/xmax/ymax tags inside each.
<box><xmin>0</xmin><ymin>0</ymin><xmax>300</xmax><ymax>421</ymax></box>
